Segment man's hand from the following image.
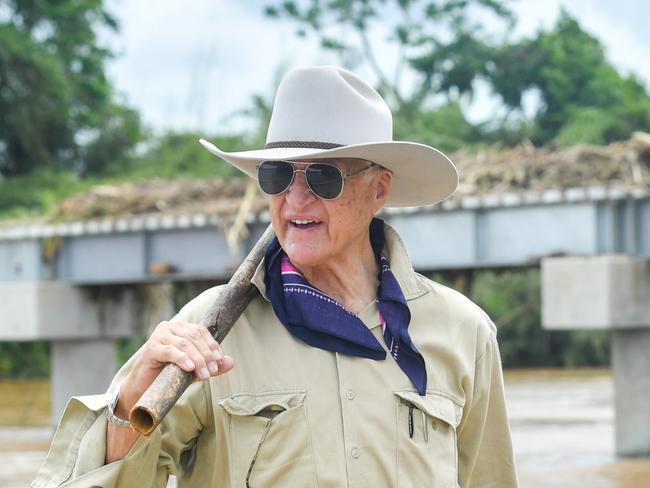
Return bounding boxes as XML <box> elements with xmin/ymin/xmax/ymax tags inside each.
<box><xmin>106</xmin><ymin>320</ymin><xmax>234</xmax><ymax>463</ymax></box>
<box><xmin>119</xmin><ymin>320</ymin><xmax>234</xmax><ymax>412</ymax></box>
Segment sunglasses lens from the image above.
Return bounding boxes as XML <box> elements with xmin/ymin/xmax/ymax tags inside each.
<box><xmin>258</xmin><ymin>161</ymin><xmax>294</xmax><ymax>195</ymax></box>
<box><xmin>306</xmin><ymin>164</ymin><xmax>344</xmax><ymax>199</ymax></box>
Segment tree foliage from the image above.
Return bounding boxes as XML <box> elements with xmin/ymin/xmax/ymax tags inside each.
<box><xmin>431</xmin><ymin>269</ymin><xmax>611</xmax><ymax>368</ymax></box>
<box><xmin>0</xmin><ymin>341</ymin><xmax>50</xmax><ymax>378</ymax></box>
<box><xmin>0</xmin><ymin>133</ymin><xmax>248</xmax><ymax>221</ymax></box>
<box><xmin>127</xmin><ymin>132</ymin><xmax>245</xmax><ymax>180</ymax></box>
<box><xmin>470</xmin><ymin>269</ymin><xmax>610</xmax><ymax>368</ymax></box>
<box><xmin>265</xmin><ymin>1</ymin><xmax>650</xmax><ymax>148</ymax></box>
<box><xmin>265</xmin><ymin>0</ymin><xmax>514</xmax><ymax>108</ymax></box>
<box><xmin>0</xmin><ymin>0</ymin><xmax>142</xmax><ymax>177</ymax></box>
<box><xmin>488</xmin><ymin>10</ymin><xmax>650</xmax><ymax>145</ymax></box>
<box><xmin>394</xmin><ymin>101</ymin><xmax>480</xmax><ymax>152</ymax></box>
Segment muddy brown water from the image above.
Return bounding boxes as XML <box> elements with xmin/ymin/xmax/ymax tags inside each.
<box><xmin>1</xmin><ymin>369</ymin><xmax>649</xmax><ymax>487</ymax></box>
<box><xmin>504</xmin><ymin>369</ymin><xmax>650</xmax><ymax>487</ymax></box>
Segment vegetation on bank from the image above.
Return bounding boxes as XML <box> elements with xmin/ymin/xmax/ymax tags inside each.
<box><xmin>0</xmin><ymin>133</ymin><xmax>247</xmax><ymax>221</ymax></box>
<box><xmin>471</xmin><ymin>269</ymin><xmax>609</xmax><ymax>368</ymax></box>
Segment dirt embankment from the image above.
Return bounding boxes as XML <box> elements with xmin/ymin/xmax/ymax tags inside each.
<box><xmin>452</xmin><ymin>131</ymin><xmax>650</xmax><ymax>196</ymax></box>
<box><xmin>48</xmin><ymin>132</ymin><xmax>650</xmax><ymax>222</ymax></box>
<box><xmin>48</xmin><ymin>178</ymin><xmax>267</xmax><ymax>222</ymax></box>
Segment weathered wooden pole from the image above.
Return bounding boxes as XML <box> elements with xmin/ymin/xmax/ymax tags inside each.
<box><xmin>129</xmin><ymin>224</ymin><xmax>276</xmax><ymax>435</ymax></box>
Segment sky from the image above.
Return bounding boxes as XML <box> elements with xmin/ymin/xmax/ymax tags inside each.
<box><xmin>104</xmin><ymin>0</ymin><xmax>650</xmax><ymax>137</ymax></box>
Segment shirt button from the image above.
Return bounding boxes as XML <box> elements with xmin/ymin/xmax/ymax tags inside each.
<box><xmin>345</xmin><ymin>389</ymin><xmax>356</xmax><ymax>400</ymax></box>
<box><xmin>351</xmin><ymin>447</ymin><xmax>360</xmax><ymax>459</ymax></box>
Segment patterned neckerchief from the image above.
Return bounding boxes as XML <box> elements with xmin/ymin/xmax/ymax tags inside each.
<box><xmin>264</xmin><ymin>218</ymin><xmax>427</xmax><ymax>395</ymax></box>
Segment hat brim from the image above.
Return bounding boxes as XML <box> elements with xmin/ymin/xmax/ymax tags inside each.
<box><xmin>199</xmin><ymin>139</ymin><xmax>458</xmax><ymax>207</ymax></box>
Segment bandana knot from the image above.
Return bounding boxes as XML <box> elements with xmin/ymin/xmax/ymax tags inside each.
<box><xmin>264</xmin><ymin>218</ymin><xmax>427</xmax><ymax>395</ymax></box>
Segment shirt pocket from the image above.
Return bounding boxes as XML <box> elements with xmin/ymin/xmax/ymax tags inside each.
<box><xmin>394</xmin><ymin>390</ymin><xmax>462</xmax><ymax>488</ymax></box>
<box><xmin>218</xmin><ymin>390</ymin><xmax>317</xmax><ymax>488</ymax></box>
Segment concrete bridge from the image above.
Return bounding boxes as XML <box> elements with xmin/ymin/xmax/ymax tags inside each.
<box><xmin>1</xmin><ymin>184</ymin><xmax>649</xmax><ymax>456</ymax></box>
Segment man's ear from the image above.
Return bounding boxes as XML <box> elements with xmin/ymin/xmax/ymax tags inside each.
<box><xmin>373</xmin><ymin>170</ymin><xmax>392</xmax><ymax>212</ymax></box>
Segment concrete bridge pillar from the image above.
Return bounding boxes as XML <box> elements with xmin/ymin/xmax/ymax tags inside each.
<box><xmin>612</xmin><ymin>329</ymin><xmax>650</xmax><ymax>456</ymax></box>
<box><xmin>0</xmin><ymin>282</ymin><xmax>176</xmax><ymax>424</ymax></box>
<box><xmin>51</xmin><ymin>339</ymin><xmax>117</xmax><ymax>424</ymax></box>
<box><xmin>542</xmin><ymin>256</ymin><xmax>650</xmax><ymax>457</ymax></box>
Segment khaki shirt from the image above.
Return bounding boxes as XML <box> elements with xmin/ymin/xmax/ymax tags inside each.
<box><xmin>33</xmin><ymin>224</ymin><xmax>518</xmax><ymax>488</ymax></box>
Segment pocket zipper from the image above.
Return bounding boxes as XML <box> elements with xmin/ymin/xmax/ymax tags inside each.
<box><xmin>407</xmin><ymin>402</ymin><xmax>428</xmax><ymax>443</ymax></box>
<box><xmin>245</xmin><ymin>419</ymin><xmax>272</xmax><ymax>488</ymax></box>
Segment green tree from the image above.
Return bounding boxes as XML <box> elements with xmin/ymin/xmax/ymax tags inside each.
<box><xmin>394</xmin><ymin>101</ymin><xmax>480</xmax><ymax>152</ymax></box>
<box><xmin>127</xmin><ymin>132</ymin><xmax>246</xmax><ymax>180</ymax></box>
<box><xmin>0</xmin><ymin>341</ymin><xmax>50</xmax><ymax>378</ymax></box>
<box><xmin>0</xmin><ymin>0</ymin><xmax>142</xmax><ymax>177</ymax></box>
<box><xmin>264</xmin><ymin>0</ymin><xmax>513</xmax><ymax>115</ymax></box>
<box><xmin>264</xmin><ymin>0</ymin><xmax>517</xmax><ymax>153</ymax></box>
<box><xmin>488</xmin><ymin>10</ymin><xmax>650</xmax><ymax>145</ymax></box>
<box><xmin>266</xmin><ymin>3</ymin><xmax>650</xmax><ymax>148</ymax></box>
<box><xmin>470</xmin><ymin>269</ymin><xmax>610</xmax><ymax>368</ymax></box>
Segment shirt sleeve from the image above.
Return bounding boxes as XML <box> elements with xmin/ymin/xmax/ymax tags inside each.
<box><xmin>31</xmin><ymin>289</ymin><xmax>218</xmax><ymax>488</ymax></box>
<box><xmin>456</xmin><ymin>322</ymin><xmax>519</xmax><ymax>488</ymax></box>
<box><xmin>31</xmin><ymin>380</ymin><xmax>209</xmax><ymax>488</ymax></box>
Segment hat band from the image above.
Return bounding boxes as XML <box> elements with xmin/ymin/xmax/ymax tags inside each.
<box><xmin>264</xmin><ymin>140</ymin><xmax>343</xmax><ymax>150</ymax></box>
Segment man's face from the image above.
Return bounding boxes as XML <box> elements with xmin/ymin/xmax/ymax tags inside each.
<box><xmin>267</xmin><ymin>158</ymin><xmax>391</xmax><ymax>269</ymax></box>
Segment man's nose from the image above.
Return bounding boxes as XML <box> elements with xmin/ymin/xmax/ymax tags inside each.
<box><xmin>285</xmin><ymin>169</ymin><xmax>317</xmax><ymax>205</ymax></box>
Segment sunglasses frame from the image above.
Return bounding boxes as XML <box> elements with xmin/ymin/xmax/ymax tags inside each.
<box><xmin>256</xmin><ymin>160</ymin><xmax>375</xmax><ymax>200</ymax></box>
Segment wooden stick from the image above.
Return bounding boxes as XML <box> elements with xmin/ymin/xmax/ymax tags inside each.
<box><xmin>129</xmin><ymin>224</ymin><xmax>276</xmax><ymax>435</ymax></box>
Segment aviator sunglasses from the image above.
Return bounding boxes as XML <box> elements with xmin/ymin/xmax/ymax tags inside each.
<box><xmin>256</xmin><ymin>160</ymin><xmax>375</xmax><ymax>200</ymax></box>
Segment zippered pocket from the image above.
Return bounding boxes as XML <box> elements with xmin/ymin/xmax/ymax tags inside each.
<box><xmin>219</xmin><ymin>390</ymin><xmax>317</xmax><ymax>487</ymax></box>
<box><xmin>394</xmin><ymin>390</ymin><xmax>462</xmax><ymax>488</ymax></box>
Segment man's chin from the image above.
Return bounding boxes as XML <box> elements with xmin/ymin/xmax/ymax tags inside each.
<box><xmin>284</xmin><ymin>246</ymin><xmax>328</xmax><ymax>270</ymax></box>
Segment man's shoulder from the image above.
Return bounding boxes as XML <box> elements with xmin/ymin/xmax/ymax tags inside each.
<box><xmin>412</xmin><ymin>273</ymin><xmax>496</xmax><ymax>336</ymax></box>
<box><xmin>174</xmin><ymin>284</ymin><xmax>227</xmax><ymax>323</ymax></box>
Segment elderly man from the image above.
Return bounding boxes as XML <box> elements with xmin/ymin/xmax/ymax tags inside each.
<box><xmin>34</xmin><ymin>66</ymin><xmax>518</xmax><ymax>487</ymax></box>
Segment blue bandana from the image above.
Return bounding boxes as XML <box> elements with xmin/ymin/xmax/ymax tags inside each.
<box><xmin>264</xmin><ymin>218</ymin><xmax>427</xmax><ymax>395</ymax></box>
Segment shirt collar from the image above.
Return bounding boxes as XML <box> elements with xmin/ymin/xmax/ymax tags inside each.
<box><xmin>250</xmin><ymin>221</ymin><xmax>428</xmax><ymax>303</ymax></box>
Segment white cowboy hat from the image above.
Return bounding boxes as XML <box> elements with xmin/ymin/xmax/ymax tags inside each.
<box><xmin>199</xmin><ymin>65</ymin><xmax>458</xmax><ymax>207</ymax></box>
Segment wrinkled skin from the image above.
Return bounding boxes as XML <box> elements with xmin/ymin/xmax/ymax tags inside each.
<box><xmin>268</xmin><ymin>158</ymin><xmax>392</xmax><ymax>311</ymax></box>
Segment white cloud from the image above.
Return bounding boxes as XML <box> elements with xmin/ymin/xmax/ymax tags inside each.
<box><xmin>105</xmin><ymin>0</ymin><xmax>324</xmax><ymax>135</ymax></box>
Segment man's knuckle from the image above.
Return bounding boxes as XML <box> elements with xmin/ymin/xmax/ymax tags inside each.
<box><xmin>155</xmin><ymin>320</ymin><xmax>170</xmax><ymax>330</ymax></box>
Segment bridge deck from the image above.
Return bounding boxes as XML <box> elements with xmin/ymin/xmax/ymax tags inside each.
<box><xmin>1</xmin><ymin>186</ymin><xmax>649</xmax><ymax>284</ymax></box>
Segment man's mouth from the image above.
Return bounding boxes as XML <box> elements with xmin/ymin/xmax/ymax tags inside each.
<box><xmin>289</xmin><ymin>219</ymin><xmax>322</xmax><ymax>229</ymax></box>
